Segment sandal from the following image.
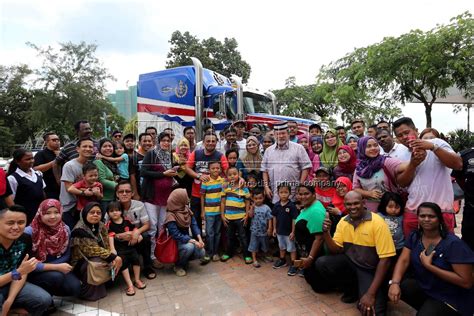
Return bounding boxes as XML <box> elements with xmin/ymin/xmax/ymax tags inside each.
<box><xmin>253</xmin><ymin>261</ymin><xmax>261</xmax><ymax>268</ymax></box>
<box><xmin>244</xmin><ymin>257</ymin><xmax>253</xmax><ymax>264</ymax></box>
<box><xmin>134</xmin><ymin>280</ymin><xmax>147</xmax><ymax>290</ymax></box>
<box><xmin>220</xmin><ymin>254</ymin><xmax>231</xmax><ymax>262</ymax></box>
<box><xmin>144</xmin><ymin>268</ymin><xmax>156</xmax><ymax>280</ymax></box>
<box><xmin>125</xmin><ymin>286</ymin><xmax>136</xmax><ymax>296</ymax></box>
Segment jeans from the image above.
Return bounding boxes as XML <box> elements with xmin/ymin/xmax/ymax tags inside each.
<box><xmin>28</xmin><ymin>271</ymin><xmax>81</xmax><ymax>297</ymax></box>
<box><xmin>400</xmin><ymin>278</ymin><xmax>460</xmax><ymax>316</ymax></box>
<box><xmin>312</xmin><ymin>254</ymin><xmax>388</xmax><ymax>316</ymax></box>
<box><xmin>191</xmin><ymin>196</ymin><xmax>202</xmax><ymax>233</ymax></box>
<box><xmin>205</xmin><ymin>215</ymin><xmax>222</xmax><ymax>256</ymax></box>
<box><xmin>176</xmin><ymin>242</ymin><xmax>205</xmax><ymax>269</ymax></box>
<box><xmin>0</xmin><ymin>282</ymin><xmax>52</xmax><ymax>316</ymax></box>
<box><xmin>225</xmin><ymin>219</ymin><xmax>250</xmax><ymax>258</ymax></box>
<box><xmin>145</xmin><ymin>202</ymin><xmax>167</xmax><ymax>260</ymax></box>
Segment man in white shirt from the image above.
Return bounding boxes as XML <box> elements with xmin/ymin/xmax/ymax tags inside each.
<box><xmin>376</xmin><ymin>129</ymin><xmax>411</xmax><ymax>162</ymax></box>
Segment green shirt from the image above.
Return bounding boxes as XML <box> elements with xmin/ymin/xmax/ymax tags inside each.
<box><xmin>296</xmin><ymin>200</ymin><xmax>326</xmax><ymax>234</ymax></box>
<box><xmin>94</xmin><ymin>159</ymin><xmax>117</xmax><ymax>201</ymax></box>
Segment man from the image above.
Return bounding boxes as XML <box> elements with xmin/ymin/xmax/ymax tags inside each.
<box><xmin>351</xmin><ymin>119</ymin><xmax>366</xmax><ymax>138</ymax></box>
<box><xmin>249</xmin><ymin>127</ymin><xmax>263</xmax><ymax>143</ymax></box>
<box><xmin>34</xmin><ymin>132</ymin><xmax>61</xmax><ymax>199</ymax></box>
<box><xmin>123</xmin><ymin>133</ymin><xmax>136</xmax><ymax>155</ymax></box>
<box><xmin>163</xmin><ymin>127</ymin><xmax>175</xmax><ymax>143</ymax></box>
<box><xmin>130</xmin><ymin>132</ymin><xmax>153</xmax><ymax>200</ymax></box>
<box><xmin>313</xmin><ymin>191</ymin><xmax>395</xmax><ymax>315</ymax></box>
<box><xmin>115</xmin><ymin>181</ymin><xmax>156</xmax><ymax>279</ymax></box>
<box><xmin>111</xmin><ymin>130</ymin><xmax>123</xmax><ymax>142</ymax></box>
<box><xmin>183</xmin><ymin>126</ymin><xmax>196</xmax><ymax>152</ymax></box>
<box><xmin>376</xmin><ymin>120</ymin><xmax>390</xmax><ymax>130</ymax></box>
<box><xmin>54</xmin><ymin>120</ymin><xmax>97</xmax><ymax>183</ymax></box>
<box><xmin>393</xmin><ymin>117</ymin><xmax>462</xmax><ymax>236</ymax></box>
<box><xmin>59</xmin><ymin>138</ymin><xmax>94</xmax><ymax>229</ymax></box>
<box><xmin>287</xmin><ymin>120</ymin><xmax>299</xmax><ymax>142</ymax></box>
<box><xmin>232</xmin><ymin>121</ymin><xmax>247</xmax><ymax>156</ymax></box>
<box><xmin>335</xmin><ymin>126</ymin><xmax>346</xmax><ymax>144</ymax></box>
<box><xmin>309</xmin><ymin>123</ymin><xmax>322</xmax><ymax>137</ymax></box>
<box><xmin>452</xmin><ymin>147</ymin><xmax>474</xmax><ymax>250</ymax></box>
<box><xmin>0</xmin><ymin>206</ymin><xmax>51</xmax><ymax>315</ymax></box>
<box><xmin>186</xmin><ymin>132</ymin><xmax>229</xmax><ymax>231</ymax></box>
<box><xmin>145</xmin><ymin>126</ymin><xmax>157</xmax><ymax>146</ymax></box>
<box><xmin>367</xmin><ymin>124</ymin><xmax>378</xmax><ymax>137</ymax></box>
<box><xmin>262</xmin><ymin>122</ymin><xmax>312</xmax><ymax>204</ymax></box>
<box><xmin>376</xmin><ymin>128</ymin><xmax>410</xmax><ymax>161</ymax></box>
<box><xmin>222</xmin><ymin>127</ymin><xmax>239</xmax><ymax>154</ymax></box>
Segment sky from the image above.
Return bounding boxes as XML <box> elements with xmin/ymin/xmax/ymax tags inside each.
<box><xmin>1</xmin><ymin>0</ymin><xmax>473</xmax><ymax>133</ymax></box>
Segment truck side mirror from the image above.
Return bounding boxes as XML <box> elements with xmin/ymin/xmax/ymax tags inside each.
<box><xmin>215</xmin><ymin>93</ymin><xmax>226</xmax><ymax>119</ymax></box>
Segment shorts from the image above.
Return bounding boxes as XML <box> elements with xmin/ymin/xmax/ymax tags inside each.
<box><xmin>248</xmin><ymin>234</ymin><xmax>269</xmax><ymax>253</ymax></box>
<box><xmin>277</xmin><ymin>234</ymin><xmax>296</xmax><ymax>252</ymax></box>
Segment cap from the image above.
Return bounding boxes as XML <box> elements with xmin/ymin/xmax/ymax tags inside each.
<box><xmin>316</xmin><ymin>166</ymin><xmax>331</xmax><ymax>175</ymax></box>
<box><xmin>232</xmin><ymin>120</ymin><xmax>246</xmax><ymax>128</ymax></box>
<box><xmin>273</xmin><ymin>121</ymin><xmax>288</xmax><ymax>131</ymax></box>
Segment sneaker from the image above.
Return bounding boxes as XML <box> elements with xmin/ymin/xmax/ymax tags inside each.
<box><xmin>253</xmin><ymin>261</ymin><xmax>261</xmax><ymax>268</ymax></box>
<box><xmin>287</xmin><ymin>265</ymin><xmax>298</xmax><ymax>276</ymax></box>
<box><xmin>174</xmin><ymin>266</ymin><xmax>187</xmax><ymax>277</ymax></box>
<box><xmin>340</xmin><ymin>292</ymin><xmax>358</xmax><ymax>304</ymax></box>
<box><xmin>263</xmin><ymin>256</ymin><xmax>274</xmax><ymax>263</ymax></box>
<box><xmin>297</xmin><ymin>269</ymin><xmax>305</xmax><ymax>277</ymax></box>
<box><xmin>212</xmin><ymin>254</ymin><xmax>220</xmax><ymax>262</ymax></box>
<box><xmin>200</xmin><ymin>256</ymin><xmax>211</xmax><ymax>265</ymax></box>
<box><xmin>273</xmin><ymin>258</ymin><xmax>287</xmax><ymax>269</ymax></box>
<box><xmin>220</xmin><ymin>254</ymin><xmax>231</xmax><ymax>262</ymax></box>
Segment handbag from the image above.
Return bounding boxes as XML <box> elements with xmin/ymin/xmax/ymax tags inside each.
<box><xmin>79</xmin><ymin>243</ymin><xmax>112</xmax><ymax>286</ymax></box>
<box><xmin>155</xmin><ymin>228</ymin><xmax>178</xmax><ymax>264</ymax></box>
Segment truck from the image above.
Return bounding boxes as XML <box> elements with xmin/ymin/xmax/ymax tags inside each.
<box><xmin>136</xmin><ymin>57</ymin><xmax>316</xmax><ymax>141</ymax></box>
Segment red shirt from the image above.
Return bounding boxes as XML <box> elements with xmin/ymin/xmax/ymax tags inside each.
<box><xmin>187</xmin><ymin>151</ymin><xmax>229</xmax><ymax>198</ymax></box>
<box><xmin>316</xmin><ymin>186</ymin><xmax>336</xmax><ymax>209</ymax></box>
<box><xmin>72</xmin><ymin>179</ymin><xmax>103</xmax><ymax>211</ymax></box>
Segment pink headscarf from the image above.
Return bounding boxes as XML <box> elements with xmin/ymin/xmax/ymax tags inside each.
<box><xmin>297</xmin><ymin>134</ymin><xmax>315</xmax><ymax>161</ymax></box>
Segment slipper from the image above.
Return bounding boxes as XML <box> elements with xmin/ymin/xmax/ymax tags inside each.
<box><xmin>244</xmin><ymin>257</ymin><xmax>253</xmax><ymax>264</ymax></box>
<box><xmin>220</xmin><ymin>254</ymin><xmax>231</xmax><ymax>262</ymax></box>
<box><xmin>134</xmin><ymin>280</ymin><xmax>147</xmax><ymax>290</ymax></box>
<box><xmin>125</xmin><ymin>286</ymin><xmax>136</xmax><ymax>296</ymax></box>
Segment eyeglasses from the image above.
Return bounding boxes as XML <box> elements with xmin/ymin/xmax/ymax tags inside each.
<box><xmin>117</xmin><ymin>190</ymin><xmax>132</xmax><ymax>194</ymax></box>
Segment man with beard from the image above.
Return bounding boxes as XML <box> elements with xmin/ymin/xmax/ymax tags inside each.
<box><xmin>375</xmin><ymin>129</ymin><xmax>410</xmax><ymax>162</ymax></box>
<box><xmin>130</xmin><ymin>133</ymin><xmax>153</xmax><ymax>201</ymax></box>
<box><xmin>34</xmin><ymin>132</ymin><xmax>61</xmax><ymax>199</ymax></box>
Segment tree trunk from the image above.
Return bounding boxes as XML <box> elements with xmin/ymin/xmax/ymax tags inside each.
<box><xmin>424</xmin><ymin>102</ymin><xmax>432</xmax><ymax>128</ymax></box>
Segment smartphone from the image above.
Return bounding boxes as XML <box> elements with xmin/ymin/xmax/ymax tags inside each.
<box><xmin>172</xmin><ymin>165</ymin><xmax>180</xmax><ymax>171</ymax></box>
<box><xmin>110</xmin><ymin>266</ymin><xmax>115</xmax><ymax>281</ymax></box>
<box><xmin>425</xmin><ymin>244</ymin><xmax>436</xmax><ymax>256</ymax></box>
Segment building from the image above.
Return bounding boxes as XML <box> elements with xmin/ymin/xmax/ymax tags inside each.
<box><xmin>107</xmin><ymin>85</ymin><xmax>137</xmax><ymax>121</ymax></box>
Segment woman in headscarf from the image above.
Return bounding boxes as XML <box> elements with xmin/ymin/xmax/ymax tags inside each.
<box><xmin>333</xmin><ymin>145</ymin><xmax>357</xmax><ymax>181</ymax></box>
<box><xmin>319</xmin><ymin>130</ymin><xmax>343</xmax><ymax>169</ymax></box>
<box><xmin>353</xmin><ymin>136</ymin><xmax>404</xmax><ymax>212</ymax></box>
<box><xmin>173</xmin><ymin>138</ymin><xmax>193</xmax><ymax>197</ymax></box>
<box><xmin>345</xmin><ymin>133</ymin><xmax>359</xmax><ymax>155</ymax></box>
<box><xmin>164</xmin><ymin>189</ymin><xmax>205</xmax><ymax>277</ymax></box>
<box><xmin>241</xmin><ymin>136</ymin><xmax>263</xmax><ymax>179</ymax></box>
<box><xmin>24</xmin><ymin>199</ymin><xmax>81</xmax><ymax>307</ymax></box>
<box><xmin>71</xmin><ymin>202</ymin><xmax>122</xmax><ymax>301</ymax></box>
<box><xmin>141</xmin><ymin>132</ymin><xmax>178</xmax><ymax>267</ymax></box>
<box><xmin>298</xmin><ymin>134</ymin><xmax>315</xmax><ymax>161</ymax></box>
<box><xmin>308</xmin><ymin>136</ymin><xmax>323</xmax><ymax>181</ymax></box>
<box><xmin>94</xmin><ymin>139</ymin><xmax>118</xmax><ymax>212</ymax></box>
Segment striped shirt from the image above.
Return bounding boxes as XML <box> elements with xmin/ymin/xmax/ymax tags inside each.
<box><xmin>200</xmin><ymin>177</ymin><xmax>224</xmax><ymax>216</ymax></box>
<box><xmin>223</xmin><ymin>185</ymin><xmax>250</xmax><ymax>220</ymax></box>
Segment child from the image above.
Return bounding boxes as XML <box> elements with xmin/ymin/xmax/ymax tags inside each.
<box><xmin>225</xmin><ymin>148</ymin><xmax>244</xmax><ymax>175</ymax></box>
<box><xmin>272</xmin><ymin>183</ymin><xmax>299</xmax><ymax>276</ymax></box>
<box><xmin>314</xmin><ymin>167</ymin><xmax>336</xmax><ymax>208</ymax></box>
<box><xmin>68</xmin><ymin>162</ymin><xmax>103</xmax><ymax>211</ymax></box>
<box><xmin>98</xmin><ymin>141</ymin><xmax>129</xmax><ymax>181</ymax></box>
<box><xmin>220</xmin><ymin>166</ymin><xmax>252</xmax><ymax>264</ymax></box>
<box><xmin>248</xmin><ymin>189</ymin><xmax>273</xmax><ymax>268</ymax></box>
<box><xmin>106</xmin><ymin>201</ymin><xmax>146</xmax><ymax>296</ymax></box>
<box><xmin>377</xmin><ymin>192</ymin><xmax>405</xmax><ymax>255</ymax></box>
<box><xmin>200</xmin><ymin>161</ymin><xmax>225</xmax><ymax>263</ymax></box>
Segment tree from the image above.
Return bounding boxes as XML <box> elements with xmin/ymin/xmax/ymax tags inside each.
<box><xmin>27</xmin><ymin>41</ymin><xmax>125</xmax><ymax>139</ymax></box>
<box><xmin>166</xmin><ymin>31</ymin><xmax>251</xmax><ymax>83</ymax></box>
<box><xmin>319</xmin><ymin>12</ymin><xmax>474</xmax><ymax>128</ymax></box>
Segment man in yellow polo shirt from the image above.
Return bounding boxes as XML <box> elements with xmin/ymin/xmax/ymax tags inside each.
<box><xmin>314</xmin><ymin>191</ymin><xmax>395</xmax><ymax>316</ymax></box>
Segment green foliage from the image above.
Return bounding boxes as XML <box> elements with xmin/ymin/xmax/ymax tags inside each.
<box><xmin>123</xmin><ymin>114</ymin><xmax>138</xmax><ymax>135</ymax></box>
<box><xmin>166</xmin><ymin>31</ymin><xmax>251</xmax><ymax>83</ymax></box>
<box><xmin>318</xmin><ymin>12</ymin><xmax>474</xmax><ymax>128</ymax></box>
<box><xmin>447</xmin><ymin>129</ymin><xmax>474</xmax><ymax>152</ymax></box>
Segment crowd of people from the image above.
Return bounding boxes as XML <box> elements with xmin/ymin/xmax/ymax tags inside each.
<box><xmin>0</xmin><ymin>117</ymin><xmax>473</xmax><ymax>315</ymax></box>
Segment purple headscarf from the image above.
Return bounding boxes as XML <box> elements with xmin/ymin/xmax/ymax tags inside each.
<box><xmin>355</xmin><ymin>136</ymin><xmax>386</xmax><ymax>179</ymax></box>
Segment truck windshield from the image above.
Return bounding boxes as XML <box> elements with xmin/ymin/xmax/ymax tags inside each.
<box><xmin>243</xmin><ymin>92</ymin><xmax>272</xmax><ymax>114</ymax></box>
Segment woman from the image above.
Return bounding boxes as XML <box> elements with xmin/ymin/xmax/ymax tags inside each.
<box><xmin>294</xmin><ymin>185</ymin><xmax>327</xmax><ymax>291</ymax></box>
<box><xmin>309</xmin><ymin>136</ymin><xmax>323</xmax><ymax>180</ymax></box>
<box><xmin>345</xmin><ymin>133</ymin><xmax>359</xmax><ymax>155</ymax></box>
<box><xmin>241</xmin><ymin>136</ymin><xmax>263</xmax><ymax>178</ymax></box>
<box><xmin>388</xmin><ymin>202</ymin><xmax>474</xmax><ymax>316</ymax></box>
<box><xmin>94</xmin><ymin>139</ymin><xmax>118</xmax><ymax>211</ymax></box>
<box><xmin>333</xmin><ymin>145</ymin><xmax>357</xmax><ymax>181</ymax></box>
<box><xmin>327</xmin><ymin>176</ymin><xmax>352</xmax><ymax>235</ymax></box>
<box><xmin>25</xmin><ymin>199</ymin><xmax>81</xmax><ymax>302</ymax></box>
<box><xmin>262</xmin><ymin>135</ymin><xmax>275</xmax><ymax>153</ymax></box>
<box><xmin>353</xmin><ymin>136</ymin><xmax>403</xmax><ymax>212</ymax></box>
<box><xmin>7</xmin><ymin>148</ymin><xmax>45</xmax><ymax>224</ymax></box>
<box><xmin>71</xmin><ymin>202</ymin><xmax>122</xmax><ymax>301</ymax></box>
<box><xmin>298</xmin><ymin>134</ymin><xmax>315</xmax><ymax>162</ymax></box>
<box><xmin>319</xmin><ymin>130</ymin><xmax>343</xmax><ymax>169</ymax></box>
<box><xmin>420</xmin><ymin>128</ymin><xmax>441</xmax><ymax>140</ymax></box>
<box><xmin>164</xmin><ymin>189</ymin><xmax>205</xmax><ymax>277</ymax></box>
<box><xmin>173</xmin><ymin>138</ymin><xmax>193</xmax><ymax>197</ymax></box>
<box><xmin>141</xmin><ymin>132</ymin><xmax>178</xmax><ymax>266</ymax></box>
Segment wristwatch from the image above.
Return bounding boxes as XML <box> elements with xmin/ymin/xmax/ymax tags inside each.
<box><xmin>388</xmin><ymin>280</ymin><xmax>400</xmax><ymax>285</ymax></box>
<box><xmin>11</xmin><ymin>269</ymin><xmax>22</xmax><ymax>280</ymax></box>
<box><xmin>432</xmin><ymin>143</ymin><xmax>440</xmax><ymax>152</ymax></box>
<box><xmin>196</xmin><ymin>173</ymin><xmax>202</xmax><ymax>180</ymax></box>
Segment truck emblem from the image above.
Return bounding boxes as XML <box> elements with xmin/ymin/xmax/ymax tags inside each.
<box><xmin>213</xmin><ymin>72</ymin><xmax>225</xmax><ymax>86</ymax></box>
<box><xmin>175</xmin><ymin>80</ymin><xmax>188</xmax><ymax>98</ymax></box>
